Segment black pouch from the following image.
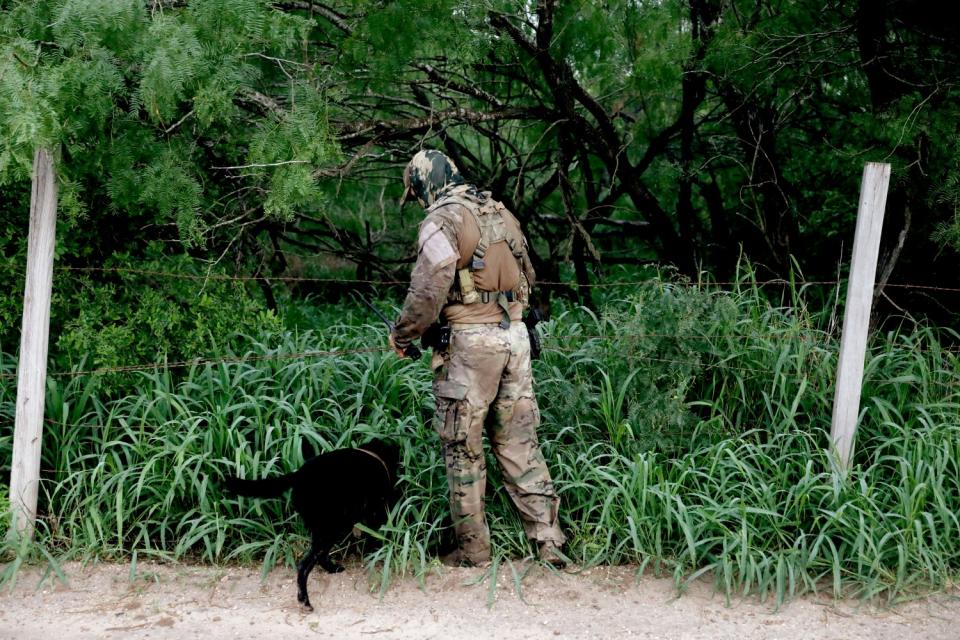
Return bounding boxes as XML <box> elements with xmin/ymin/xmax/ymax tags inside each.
<box><xmin>527</xmin><ymin>325</ymin><xmax>542</xmax><ymax>359</ymax></box>
<box><xmin>523</xmin><ymin>310</ymin><xmax>543</xmax><ymax>360</ymax></box>
<box><xmin>422</xmin><ymin>322</ymin><xmax>451</xmax><ymax>352</ymax></box>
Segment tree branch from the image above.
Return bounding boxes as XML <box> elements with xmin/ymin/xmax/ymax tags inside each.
<box><xmin>333</xmin><ymin>107</ymin><xmax>532</xmax><ymax>143</ymax></box>
<box><xmin>273</xmin><ymin>1</ymin><xmax>354</xmax><ymax>34</ymax></box>
<box><xmin>414</xmin><ymin>63</ymin><xmax>505</xmax><ymax>108</ymax></box>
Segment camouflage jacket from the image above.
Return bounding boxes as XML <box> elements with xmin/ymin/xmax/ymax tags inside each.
<box><xmin>392</xmin><ymin>186</ymin><xmax>534</xmax><ymax>349</ymax></box>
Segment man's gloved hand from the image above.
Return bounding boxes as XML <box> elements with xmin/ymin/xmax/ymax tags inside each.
<box><xmin>389</xmin><ymin>332</ymin><xmax>422</xmax><ymax>359</ymax></box>
<box><xmin>389</xmin><ymin>333</ymin><xmax>408</xmax><ymax>358</ymax></box>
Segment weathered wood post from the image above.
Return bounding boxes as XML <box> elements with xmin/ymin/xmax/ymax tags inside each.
<box><xmin>830</xmin><ymin>162</ymin><xmax>890</xmax><ymax>471</ymax></box>
<box><xmin>8</xmin><ymin>148</ymin><xmax>58</xmax><ymax>541</ymax></box>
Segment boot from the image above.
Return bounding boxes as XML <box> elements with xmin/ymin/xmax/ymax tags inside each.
<box><xmin>441</xmin><ymin>548</ymin><xmax>491</xmax><ymax>568</ymax></box>
<box><xmin>538</xmin><ymin>541</ymin><xmax>567</xmax><ymax>568</ymax></box>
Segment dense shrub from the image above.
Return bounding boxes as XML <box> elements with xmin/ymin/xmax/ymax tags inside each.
<box><xmin>52</xmin><ymin>246</ymin><xmax>282</xmax><ymax>391</ymax></box>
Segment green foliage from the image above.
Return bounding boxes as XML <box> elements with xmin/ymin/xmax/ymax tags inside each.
<box><xmin>3</xmin><ymin>0</ymin><xmax>960</xmax><ymax>601</ymax></box>
<box><xmin>53</xmin><ymin>246</ymin><xmax>282</xmax><ymax>390</ymax></box>
<box><xmin>0</xmin><ymin>484</ymin><xmax>8</xmax><ymax>541</ymax></box>
<box><xmin>136</xmin><ymin>148</ymin><xmax>205</xmax><ymax>246</ymax></box>
<box><xmin>0</xmin><ymin>348</ymin><xmax>13</xmax><ymax>546</ymax></box>
<box><xmin>932</xmin><ymin>138</ymin><xmax>960</xmax><ymax>251</ymax></box>
<box><xmin>342</xmin><ymin>0</ymin><xmax>482</xmax><ymax>80</ymax></box>
<box><xmin>135</xmin><ymin>15</ymin><xmax>204</xmax><ymax>124</ymax></box>
<box><xmin>0</xmin><ymin>0</ymin><xmax>338</xmax><ymax>359</ymax></box>
<box><xmin>248</xmin><ymin>92</ymin><xmax>339</xmax><ymax>221</ymax></box>
<box><xmin>537</xmin><ymin>274</ymin><xmax>738</xmax><ymax>454</ymax></box>
<box><xmin>0</xmin><ymin>191</ymin><xmax>27</xmax><ymax>337</ymax></box>
<box><xmin>50</xmin><ymin>0</ymin><xmax>144</xmax><ymax>52</ymax></box>
<box><xmin>30</xmin><ymin>323</ymin><xmax>431</xmax><ymax>565</ymax></box>
<box><xmin>0</xmin><ymin>0</ymin><xmax>335</xmax><ymax>241</ymax></box>
<box><xmin>2</xmin><ymin>278</ymin><xmax>959</xmax><ymax>603</ymax></box>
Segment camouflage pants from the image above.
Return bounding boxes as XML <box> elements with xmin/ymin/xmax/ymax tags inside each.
<box><xmin>432</xmin><ymin>321</ymin><xmax>565</xmax><ymax>563</ymax></box>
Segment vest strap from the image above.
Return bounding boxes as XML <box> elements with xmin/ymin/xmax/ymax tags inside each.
<box><xmin>438</xmin><ymin>193</ymin><xmax>530</xmax><ymax>308</ymax></box>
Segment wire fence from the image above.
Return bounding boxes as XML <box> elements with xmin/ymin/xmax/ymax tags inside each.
<box><xmin>25</xmin><ymin>349</ymin><xmax>819</xmax><ymax>432</ymax></box>
<box><xmin>0</xmin><ymin>341</ymin><xmax>816</xmax><ymax>383</ymax></box>
<box><xmin>0</xmin><ymin>261</ymin><xmax>957</xmax><ymax>384</ymax></box>
<box><xmin>0</xmin><ymin>328</ymin><xmax>827</xmax><ymax>377</ymax></box>
<box><xmin>25</xmin><ymin>342</ymin><xmax>960</xmax><ymax>433</ymax></box>
<box><xmin>0</xmin><ymin>261</ymin><xmax>957</xmax><ymax>436</ymax></box>
<box><xmin>52</xmin><ymin>265</ymin><xmax>960</xmax><ymax>294</ymax></box>
<box><xmin>1</xmin><ymin>327</ymin><xmax>956</xmax><ymax>385</ymax></box>
<box><xmin>6</xmin><ymin>331</ymin><xmax>958</xmax><ymax>433</ymax></box>
<box><xmin>57</xmin><ymin>265</ymin><xmax>837</xmax><ymax>289</ymax></box>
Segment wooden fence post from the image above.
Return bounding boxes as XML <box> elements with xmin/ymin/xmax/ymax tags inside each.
<box><xmin>830</xmin><ymin>162</ymin><xmax>890</xmax><ymax>471</ymax></box>
<box><xmin>8</xmin><ymin>148</ymin><xmax>58</xmax><ymax>541</ymax></box>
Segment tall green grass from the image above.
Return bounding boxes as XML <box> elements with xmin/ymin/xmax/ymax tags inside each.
<box><xmin>1</xmin><ymin>278</ymin><xmax>959</xmax><ymax>603</ymax></box>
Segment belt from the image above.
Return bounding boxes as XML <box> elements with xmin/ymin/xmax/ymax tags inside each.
<box><xmin>448</xmin><ymin>289</ymin><xmax>518</xmax><ymax>304</ymax></box>
<box><xmin>478</xmin><ymin>289</ymin><xmax>515</xmax><ymax>303</ymax></box>
<box><xmin>449</xmin><ymin>321</ymin><xmax>522</xmax><ymax>330</ymax></box>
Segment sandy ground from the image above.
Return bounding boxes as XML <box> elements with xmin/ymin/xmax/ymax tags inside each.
<box><xmin>1</xmin><ymin>560</ymin><xmax>959</xmax><ymax>640</ymax></box>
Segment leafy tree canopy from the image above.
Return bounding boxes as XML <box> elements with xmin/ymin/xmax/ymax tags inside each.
<box><xmin>1</xmin><ymin>0</ymin><xmax>336</xmax><ymax>241</ymax></box>
<box><xmin>2</xmin><ymin>0</ymin><xmax>960</xmax><ymax>370</ymax></box>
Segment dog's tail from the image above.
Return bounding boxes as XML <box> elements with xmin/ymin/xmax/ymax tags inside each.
<box><xmin>223</xmin><ymin>471</ymin><xmax>296</xmax><ymax>499</ymax></box>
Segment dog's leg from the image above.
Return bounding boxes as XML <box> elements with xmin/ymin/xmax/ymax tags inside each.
<box><xmin>308</xmin><ymin>529</ymin><xmax>345</xmax><ymax>574</ymax></box>
<box><xmin>296</xmin><ymin>547</ymin><xmax>319</xmax><ymax>611</ymax></box>
<box><xmin>317</xmin><ymin>547</ymin><xmax>345</xmax><ymax>574</ymax></box>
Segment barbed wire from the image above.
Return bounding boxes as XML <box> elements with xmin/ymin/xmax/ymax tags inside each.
<box><xmin>0</xmin><ymin>265</ymin><xmax>955</xmax><ymax>400</ymax></box>
<box><xmin>57</xmin><ymin>266</ymin><xmax>408</xmax><ymax>286</ymax></box>
<box><xmin>55</xmin><ymin>265</ymin><xmax>840</xmax><ymax>289</ymax></box>
<box><xmin>0</xmin><ymin>330</ymin><xmax>838</xmax><ymax>382</ymax></box>
<box><xmin>17</xmin><ymin>345</ymin><xmax>960</xmax><ymax>433</ymax></box>
<box><xmin>2</xmin><ymin>325</ymin><xmax>959</xmax><ymax>384</ymax></box>
<box><xmin>0</xmin><ymin>346</ymin><xmax>392</xmax><ymax>381</ymax></box>
<box><xmin>52</xmin><ymin>265</ymin><xmax>960</xmax><ymax>294</ymax></box>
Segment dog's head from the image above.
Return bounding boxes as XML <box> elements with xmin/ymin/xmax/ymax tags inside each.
<box><xmin>359</xmin><ymin>437</ymin><xmax>401</xmax><ymax>473</ymax></box>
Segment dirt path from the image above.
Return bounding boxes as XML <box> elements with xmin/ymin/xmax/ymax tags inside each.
<box><xmin>1</xmin><ymin>561</ymin><xmax>958</xmax><ymax>640</ymax></box>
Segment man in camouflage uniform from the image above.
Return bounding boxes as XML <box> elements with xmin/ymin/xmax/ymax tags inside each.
<box><xmin>389</xmin><ymin>149</ymin><xmax>566</xmax><ymax>567</ymax></box>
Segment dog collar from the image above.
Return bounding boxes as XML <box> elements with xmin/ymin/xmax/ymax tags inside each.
<box><xmin>357</xmin><ymin>447</ymin><xmax>392</xmax><ymax>482</ymax></box>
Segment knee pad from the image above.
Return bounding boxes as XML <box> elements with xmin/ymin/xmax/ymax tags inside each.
<box><xmin>512</xmin><ymin>396</ymin><xmax>539</xmax><ymax>430</ymax></box>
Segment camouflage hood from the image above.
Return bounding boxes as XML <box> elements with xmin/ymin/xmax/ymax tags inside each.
<box><xmin>401</xmin><ymin>149</ymin><xmax>468</xmax><ymax>207</ymax></box>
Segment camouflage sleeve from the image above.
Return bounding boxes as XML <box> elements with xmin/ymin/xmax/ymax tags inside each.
<box><xmin>504</xmin><ymin>207</ymin><xmax>536</xmax><ymax>291</ymax></box>
<box><xmin>522</xmin><ymin>234</ymin><xmax>536</xmax><ymax>290</ymax></box>
<box><xmin>391</xmin><ymin>207</ymin><xmax>462</xmax><ymax>349</ymax></box>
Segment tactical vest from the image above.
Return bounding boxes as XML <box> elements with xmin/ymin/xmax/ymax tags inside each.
<box><xmin>428</xmin><ymin>192</ymin><xmax>531</xmax><ymax>316</ymax></box>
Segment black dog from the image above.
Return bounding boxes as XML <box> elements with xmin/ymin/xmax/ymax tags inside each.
<box><xmin>224</xmin><ymin>438</ymin><xmax>400</xmax><ymax>611</ymax></box>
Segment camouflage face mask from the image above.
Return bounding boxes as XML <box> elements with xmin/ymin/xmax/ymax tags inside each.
<box><xmin>401</xmin><ymin>149</ymin><xmax>464</xmax><ymax>207</ymax></box>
